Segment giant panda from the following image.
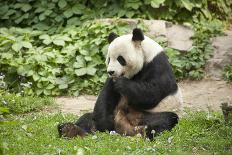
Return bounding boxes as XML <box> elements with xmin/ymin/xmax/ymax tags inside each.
<box><xmin>58</xmin><ymin>28</ymin><xmax>182</xmax><ymax>140</ymax></box>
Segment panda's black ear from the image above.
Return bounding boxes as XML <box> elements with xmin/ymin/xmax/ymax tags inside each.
<box><xmin>132</xmin><ymin>28</ymin><xmax>144</xmax><ymax>41</ymax></box>
<box><xmin>108</xmin><ymin>32</ymin><xmax>118</xmax><ymax>43</ymax></box>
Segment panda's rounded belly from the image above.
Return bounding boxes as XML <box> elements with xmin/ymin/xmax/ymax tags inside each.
<box><xmin>146</xmin><ymin>89</ymin><xmax>183</xmax><ymax>113</ymax></box>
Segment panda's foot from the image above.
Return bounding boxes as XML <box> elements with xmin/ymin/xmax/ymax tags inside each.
<box><xmin>57</xmin><ymin>122</ymin><xmax>87</xmax><ymax>138</ymax></box>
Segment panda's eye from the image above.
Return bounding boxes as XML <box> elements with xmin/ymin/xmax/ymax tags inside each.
<box><xmin>117</xmin><ymin>55</ymin><xmax>126</xmax><ymax>66</ymax></box>
<box><xmin>108</xmin><ymin>58</ymin><xmax>110</xmax><ymax>64</ymax></box>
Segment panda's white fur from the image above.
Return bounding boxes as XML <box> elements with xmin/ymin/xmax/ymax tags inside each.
<box><xmin>148</xmin><ymin>85</ymin><xmax>184</xmax><ymax>113</ymax></box>
<box><xmin>106</xmin><ymin>34</ymin><xmax>183</xmax><ymax>113</ymax></box>
<box><xmin>106</xmin><ymin>34</ymin><xmax>163</xmax><ymax>79</ymax></box>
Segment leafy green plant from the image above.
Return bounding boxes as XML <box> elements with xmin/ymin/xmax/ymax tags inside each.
<box><xmin>0</xmin><ymin>0</ymin><xmax>231</xmax><ymax>29</ymax></box>
<box><xmin>224</xmin><ymin>66</ymin><xmax>232</xmax><ymax>83</ymax></box>
<box><xmin>0</xmin><ymin>21</ymin><xmax>133</xmax><ymax>96</ymax></box>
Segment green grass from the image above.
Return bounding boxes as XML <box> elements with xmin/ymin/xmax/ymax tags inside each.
<box><xmin>0</xmin><ymin>90</ymin><xmax>54</xmax><ymax>114</ymax></box>
<box><xmin>0</xmin><ymin>112</ymin><xmax>231</xmax><ymax>155</ymax></box>
<box><xmin>0</xmin><ymin>91</ymin><xmax>231</xmax><ymax>154</ymax></box>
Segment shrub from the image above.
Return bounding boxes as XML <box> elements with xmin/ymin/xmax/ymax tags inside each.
<box><xmin>0</xmin><ymin>21</ymin><xmax>132</xmax><ymax>96</ymax></box>
<box><xmin>224</xmin><ymin>66</ymin><xmax>232</xmax><ymax>83</ymax></box>
<box><xmin>0</xmin><ymin>0</ymin><xmax>231</xmax><ymax>29</ymax></box>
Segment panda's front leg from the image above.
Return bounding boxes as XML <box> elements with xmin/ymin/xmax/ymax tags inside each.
<box><xmin>114</xmin><ymin>77</ymin><xmax>163</xmax><ymax>110</ymax></box>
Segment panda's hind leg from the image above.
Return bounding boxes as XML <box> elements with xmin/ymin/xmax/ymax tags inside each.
<box><xmin>141</xmin><ymin>112</ymin><xmax>178</xmax><ymax>140</ymax></box>
<box><xmin>58</xmin><ymin>112</ymin><xmax>96</xmax><ymax>138</ymax></box>
<box><xmin>75</xmin><ymin>112</ymin><xmax>96</xmax><ymax>133</ymax></box>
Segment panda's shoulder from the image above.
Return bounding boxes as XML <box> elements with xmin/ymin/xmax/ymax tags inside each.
<box><xmin>133</xmin><ymin>51</ymin><xmax>171</xmax><ymax>80</ymax></box>
<box><xmin>142</xmin><ymin>36</ymin><xmax>164</xmax><ymax>63</ymax></box>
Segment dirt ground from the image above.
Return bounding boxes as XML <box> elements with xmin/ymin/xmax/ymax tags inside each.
<box><xmin>56</xmin><ymin>79</ymin><xmax>232</xmax><ymax>116</ymax></box>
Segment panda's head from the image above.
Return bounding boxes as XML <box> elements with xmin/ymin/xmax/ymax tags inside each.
<box><xmin>106</xmin><ymin>28</ymin><xmax>163</xmax><ymax>79</ymax></box>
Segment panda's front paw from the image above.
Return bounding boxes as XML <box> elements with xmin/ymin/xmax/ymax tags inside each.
<box><xmin>114</xmin><ymin>77</ymin><xmax>129</xmax><ymax>93</ymax></box>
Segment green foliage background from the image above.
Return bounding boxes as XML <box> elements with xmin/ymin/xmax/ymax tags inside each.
<box><xmin>0</xmin><ymin>0</ymin><xmax>231</xmax><ymax>96</ymax></box>
<box><xmin>0</xmin><ymin>0</ymin><xmax>231</xmax><ymax>28</ymax></box>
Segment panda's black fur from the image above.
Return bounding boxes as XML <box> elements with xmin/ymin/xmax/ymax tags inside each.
<box><xmin>58</xmin><ymin>28</ymin><xmax>179</xmax><ymax>140</ymax></box>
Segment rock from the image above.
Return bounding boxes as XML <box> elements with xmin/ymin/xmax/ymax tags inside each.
<box><xmin>143</xmin><ymin>20</ymin><xmax>194</xmax><ymax>51</ymax></box>
<box><xmin>206</xmin><ymin>35</ymin><xmax>232</xmax><ymax>78</ymax></box>
<box><xmin>97</xmin><ymin>18</ymin><xmax>138</xmax><ymax>29</ymax></box>
<box><xmin>166</xmin><ymin>24</ymin><xmax>194</xmax><ymax>51</ymax></box>
<box><xmin>143</xmin><ymin>20</ymin><xmax>167</xmax><ymax>37</ymax></box>
<box><xmin>97</xmin><ymin>18</ymin><xmax>194</xmax><ymax>52</ymax></box>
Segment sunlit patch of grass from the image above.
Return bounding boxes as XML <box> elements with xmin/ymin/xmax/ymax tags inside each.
<box><xmin>0</xmin><ymin>112</ymin><xmax>231</xmax><ymax>154</ymax></box>
<box><xmin>0</xmin><ymin>90</ymin><xmax>55</xmax><ymax>114</ymax></box>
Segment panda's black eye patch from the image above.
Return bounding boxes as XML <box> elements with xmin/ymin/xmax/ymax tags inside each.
<box><xmin>108</xmin><ymin>58</ymin><xmax>110</xmax><ymax>64</ymax></box>
<box><xmin>117</xmin><ymin>56</ymin><xmax>126</xmax><ymax>66</ymax></box>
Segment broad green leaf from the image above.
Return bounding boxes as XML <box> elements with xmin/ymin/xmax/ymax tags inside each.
<box><xmin>79</xmin><ymin>49</ymin><xmax>89</xmax><ymax>55</ymax></box>
<box><xmin>73</xmin><ymin>62</ymin><xmax>85</xmax><ymax>68</ymax></box>
<box><xmin>43</xmin><ymin>89</ymin><xmax>51</xmax><ymax>95</ymax></box>
<box><xmin>44</xmin><ymin>10</ymin><xmax>52</xmax><ymax>16</ymax></box>
<box><xmin>33</xmin><ymin>74</ymin><xmax>40</xmax><ymax>81</ymax></box>
<box><xmin>72</xmin><ymin>4</ymin><xmax>83</xmax><ymax>14</ymax></box>
<box><xmin>125</xmin><ymin>11</ymin><xmax>134</xmax><ymax>18</ymax></box>
<box><xmin>56</xmin><ymin>35</ymin><xmax>71</xmax><ymax>41</ymax></box>
<box><xmin>180</xmin><ymin>0</ymin><xmax>193</xmax><ymax>11</ymax></box>
<box><xmin>2</xmin><ymin>9</ymin><xmax>16</xmax><ymax>19</ymax></box>
<box><xmin>56</xmin><ymin>56</ymin><xmax>65</xmax><ymax>63</ymax></box>
<box><xmin>43</xmin><ymin>39</ymin><xmax>52</xmax><ymax>45</ymax></box>
<box><xmin>84</xmin><ymin>56</ymin><xmax>92</xmax><ymax>61</ymax></box>
<box><xmin>21</xmin><ymin>4</ymin><xmax>32</xmax><ymax>12</ymax></box>
<box><xmin>55</xmin><ymin>16</ymin><xmax>63</xmax><ymax>22</ymax></box>
<box><xmin>59</xmin><ymin>84</ymin><xmax>68</xmax><ymax>89</ymax></box>
<box><xmin>67</xmin><ymin>17</ymin><xmax>81</xmax><ymax>26</ymax></box>
<box><xmin>201</xmin><ymin>9</ymin><xmax>212</xmax><ymax>19</ymax></box>
<box><xmin>36</xmin><ymin>89</ymin><xmax>43</xmax><ymax>95</ymax></box>
<box><xmin>37</xmin><ymin>82</ymin><xmax>43</xmax><ymax>88</ymax></box>
<box><xmin>86</xmin><ymin>67</ymin><xmax>97</xmax><ymax>75</ymax></box>
<box><xmin>22</xmin><ymin>41</ymin><xmax>32</xmax><ymax>49</ymax></box>
<box><xmin>12</xmin><ymin>42</ymin><xmax>22</xmax><ymax>51</ymax></box>
<box><xmin>73</xmin><ymin>90</ymin><xmax>79</xmax><ymax>96</ymax></box>
<box><xmin>118</xmin><ymin>10</ymin><xmax>126</xmax><ymax>17</ymax></box>
<box><xmin>0</xmin><ymin>5</ymin><xmax>9</xmax><ymax>15</ymax></box>
<box><xmin>75</xmin><ymin>68</ymin><xmax>87</xmax><ymax>76</ymax></box>
<box><xmin>39</xmin><ymin>13</ymin><xmax>46</xmax><ymax>21</ymax></box>
<box><xmin>64</xmin><ymin>9</ymin><xmax>73</xmax><ymax>18</ymax></box>
<box><xmin>15</xmin><ymin>13</ymin><xmax>29</xmax><ymax>24</ymax></box>
<box><xmin>53</xmin><ymin>39</ymin><xmax>65</xmax><ymax>46</ymax></box>
<box><xmin>35</xmin><ymin>7</ymin><xmax>45</xmax><ymax>13</ymax></box>
<box><xmin>39</xmin><ymin>34</ymin><xmax>50</xmax><ymax>40</ymax></box>
<box><xmin>74</xmin><ymin>56</ymin><xmax>85</xmax><ymax>68</ymax></box>
<box><xmin>58</xmin><ymin>0</ymin><xmax>67</xmax><ymax>8</ymax></box>
<box><xmin>39</xmin><ymin>34</ymin><xmax>52</xmax><ymax>45</ymax></box>
<box><xmin>27</xmin><ymin>70</ymin><xmax>34</xmax><ymax>76</ymax></box>
<box><xmin>46</xmin><ymin>84</ymin><xmax>55</xmax><ymax>90</ymax></box>
<box><xmin>17</xmin><ymin>66</ymin><xmax>27</xmax><ymax>76</ymax></box>
<box><xmin>150</xmin><ymin>0</ymin><xmax>165</xmax><ymax>8</ymax></box>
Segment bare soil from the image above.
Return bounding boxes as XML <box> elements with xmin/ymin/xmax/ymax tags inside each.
<box><xmin>56</xmin><ymin>79</ymin><xmax>232</xmax><ymax>116</ymax></box>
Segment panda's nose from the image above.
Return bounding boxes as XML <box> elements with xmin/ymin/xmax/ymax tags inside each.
<box><xmin>108</xmin><ymin>71</ymin><xmax>115</xmax><ymax>76</ymax></box>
